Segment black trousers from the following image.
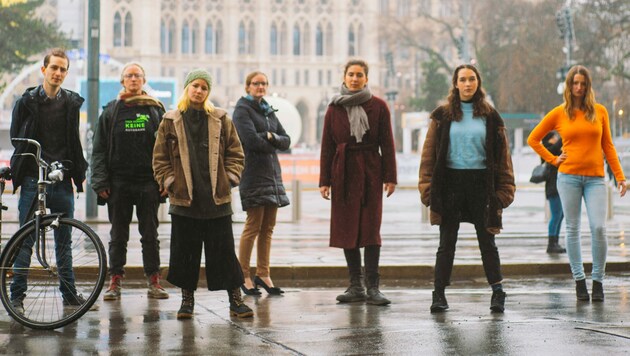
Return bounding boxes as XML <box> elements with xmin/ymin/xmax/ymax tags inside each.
<box><xmin>167</xmin><ymin>214</ymin><xmax>244</xmax><ymax>291</ymax></box>
<box><xmin>107</xmin><ymin>180</ymin><xmax>161</xmax><ymax>276</ymax></box>
<box><xmin>434</xmin><ymin>169</ymin><xmax>502</xmax><ymax>288</ymax></box>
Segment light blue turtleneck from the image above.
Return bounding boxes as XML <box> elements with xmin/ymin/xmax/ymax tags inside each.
<box><xmin>446</xmin><ymin>102</ymin><xmax>487</xmax><ymax>169</ymax></box>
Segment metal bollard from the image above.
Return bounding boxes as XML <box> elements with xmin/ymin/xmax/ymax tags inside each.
<box><xmin>291</xmin><ymin>180</ymin><xmax>301</xmax><ymax>222</ymax></box>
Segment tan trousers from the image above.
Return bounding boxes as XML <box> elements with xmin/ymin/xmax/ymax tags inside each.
<box><xmin>238</xmin><ymin>205</ymin><xmax>278</xmax><ymax>278</ymax></box>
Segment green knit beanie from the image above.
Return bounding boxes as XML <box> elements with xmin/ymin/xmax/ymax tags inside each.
<box><xmin>184</xmin><ymin>68</ymin><xmax>212</xmax><ymax>90</ymax></box>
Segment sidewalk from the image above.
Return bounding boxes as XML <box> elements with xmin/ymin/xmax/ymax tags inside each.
<box><xmin>2</xmin><ymin>185</ymin><xmax>629</xmax><ymax>284</ymax></box>
<box><xmin>1</xmin><ymin>275</ymin><xmax>629</xmax><ymax>355</ymax></box>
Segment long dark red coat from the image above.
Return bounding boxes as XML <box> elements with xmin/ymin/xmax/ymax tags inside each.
<box><xmin>319</xmin><ymin>96</ymin><xmax>397</xmax><ymax>249</ymax></box>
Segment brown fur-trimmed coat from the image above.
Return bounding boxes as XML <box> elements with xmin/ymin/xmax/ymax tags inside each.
<box><xmin>418</xmin><ymin>105</ymin><xmax>515</xmax><ymax>234</ymax></box>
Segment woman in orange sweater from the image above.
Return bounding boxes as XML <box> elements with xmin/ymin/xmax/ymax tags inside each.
<box><xmin>528</xmin><ymin>65</ymin><xmax>626</xmax><ymax>302</ymax></box>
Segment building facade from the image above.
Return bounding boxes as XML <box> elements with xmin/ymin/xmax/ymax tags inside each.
<box><xmin>100</xmin><ymin>0</ymin><xmax>382</xmax><ymax>146</ymax></box>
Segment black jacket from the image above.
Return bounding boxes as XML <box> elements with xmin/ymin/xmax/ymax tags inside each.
<box><xmin>543</xmin><ymin>137</ymin><xmax>562</xmax><ymax>198</ymax></box>
<box><xmin>10</xmin><ymin>86</ymin><xmax>88</xmax><ymax>193</ymax></box>
<box><xmin>90</xmin><ymin>98</ymin><xmax>164</xmax><ymax>200</ymax></box>
<box><xmin>232</xmin><ymin>97</ymin><xmax>290</xmax><ymax>210</ymax></box>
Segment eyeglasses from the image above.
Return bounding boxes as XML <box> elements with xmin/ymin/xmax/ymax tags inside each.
<box><xmin>124</xmin><ymin>73</ymin><xmax>144</xmax><ymax>79</ymax></box>
<box><xmin>251</xmin><ymin>81</ymin><xmax>268</xmax><ymax>87</ymax></box>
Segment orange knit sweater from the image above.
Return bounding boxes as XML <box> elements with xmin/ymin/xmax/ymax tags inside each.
<box><xmin>527</xmin><ymin>103</ymin><xmax>625</xmax><ymax>181</ymax></box>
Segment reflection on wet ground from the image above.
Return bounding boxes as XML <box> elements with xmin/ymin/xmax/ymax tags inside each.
<box><xmin>0</xmin><ymin>274</ymin><xmax>628</xmax><ymax>355</ymax></box>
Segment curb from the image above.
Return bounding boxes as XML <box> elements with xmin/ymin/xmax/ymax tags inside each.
<box><xmin>108</xmin><ymin>262</ymin><xmax>630</xmax><ymax>287</ymax></box>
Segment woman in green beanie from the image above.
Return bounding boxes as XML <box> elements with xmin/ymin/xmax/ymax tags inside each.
<box><xmin>153</xmin><ymin>68</ymin><xmax>253</xmax><ymax>319</ymax></box>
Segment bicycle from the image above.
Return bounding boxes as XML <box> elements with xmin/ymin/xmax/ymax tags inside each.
<box><xmin>0</xmin><ymin>138</ymin><xmax>106</xmax><ymax>330</ymax></box>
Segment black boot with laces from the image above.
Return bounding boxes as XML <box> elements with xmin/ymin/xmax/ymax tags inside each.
<box><xmin>177</xmin><ymin>289</ymin><xmax>194</xmax><ymax>319</ymax></box>
<box><xmin>229</xmin><ymin>288</ymin><xmax>254</xmax><ymax>318</ymax></box>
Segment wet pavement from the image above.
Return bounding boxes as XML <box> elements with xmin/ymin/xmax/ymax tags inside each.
<box><xmin>1</xmin><ymin>183</ymin><xmax>630</xmax><ymax>353</ymax></box>
<box><xmin>0</xmin><ymin>275</ymin><xmax>629</xmax><ymax>355</ymax></box>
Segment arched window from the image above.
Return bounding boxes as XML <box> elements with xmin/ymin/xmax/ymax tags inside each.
<box><xmin>348</xmin><ymin>26</ymin><xmax>356</xmax><ymax>56</ymax></box>
<box><xmin>168</xmin><ymin>19</ymin><xmax>175</xmax><ymax>54</ymax></box>
<box><xmin>182</xmin><ymin>21</ymin><xmax>190</xmax><ymax>54</ymax></box>
<box><xmin>293</xmin><ymin>24</ymin><xmax>301</xmax><ymax>56</ymax></box>
<box><xmin>124</xmin><ymin>12</ymin><xmax>132</xmax><ymax>46</ymax></box>
<box><xmin>238</xmin><ymin>21</ymin><xmax>246</xmax><ymax>54</ymax></box>
<box><xmin>315</xmin><ymin>24</ymin><xmax>323</xmax><ymax>56</ymax></box>
<box><xmin>325</xmin><ymin>23</ymin><xmax>333</xmax><ymax>56</ymax></box>
<box><xmin>356</xmin><ymin>23</ymin><xmax>364</xmax><ymax>56</ymax></box>
<box><xmin>113</xmin><ymin>12</ymin><xmax>122</xmax><ymax>47</ymax></box>
<box><xmin>205</xmin><ymin>22</ymin><xmax>214</xmax><ymax>54</ymax></box>
<box><xmin>192</xmin><ymin>21</ymin><xmax>199</xmax><ymax>54</ymax></box>
<box><xmin>248</xmin><ymin>20</ymin><xmax>256</xmax><ymax>55</ymax></box>
<box><xmin>280</xmin><ymin>22</ymin><xmax>287</xmax><ymax>55</ymax></box>
<box><xmin>303</xmin><ymin>22</ymin><xmax>310</xmax><ymax>56</ymax></box>
<box><xmin>270</xmin><ymin>23</ymin><xmax>278</xmax><ymax>55</ymax></box>
<box><xmin>161</xmin><ymin>20</ymin><xmax>167</xmax><ymax>53</ymax></box>
<box><xmin>216</xmin><ymin>21</ymin><xmax>223</xmax><ymax>54</ymax></box>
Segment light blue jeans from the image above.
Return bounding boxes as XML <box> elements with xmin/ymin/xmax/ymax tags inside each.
<box><xmin>556</xmin><ymin>173</ymin><xmax>607</xmax><ymax>282</ymax></box>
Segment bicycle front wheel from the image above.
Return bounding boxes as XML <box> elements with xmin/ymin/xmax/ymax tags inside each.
<box><xmin>0</xmin><ymin>216</ymin><xmax>106</xmax><ymax>329</ymax></box>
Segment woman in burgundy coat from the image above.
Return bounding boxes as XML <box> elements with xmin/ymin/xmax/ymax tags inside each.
<box><xmin>319</xmin><ymin>59</ymin><xmax>397</xmax><ymax>306</ymax></box>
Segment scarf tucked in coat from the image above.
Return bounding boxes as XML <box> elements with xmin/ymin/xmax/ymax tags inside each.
<box><xmin>330</xmin><ymin>84</ymin><xmax>372</xmax><ymax>143</ymax></box>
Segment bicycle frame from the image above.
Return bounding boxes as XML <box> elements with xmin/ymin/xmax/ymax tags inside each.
<box><xmin>11</xmin><ymin>138</ymin><xmax>66</xmax><ymax>273</ymax></box>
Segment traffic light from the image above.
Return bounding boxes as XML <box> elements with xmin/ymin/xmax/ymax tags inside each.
<box><xmin>555</xmin><ymin>7</ymin><xmax>574</xmax><ymax>40</ymax></box>
<box><xmin>385</xmin><ymin>52</ymin><xmax>395</xmax><ymax>77</ymax></box>
<box><xmin>455</xmin><ymin>36</ymin><xmax>464</xmax><ymax>60</ymax></box>
<box><xmin>555</xmin><ymin>9</ymin><xmax>567</xmax><ymax>38</ymax></box>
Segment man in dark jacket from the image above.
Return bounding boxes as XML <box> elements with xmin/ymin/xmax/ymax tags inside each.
<box><xmin>91</xmin><ymin>62</ymin><xmax>168</xmax><ymax>301</ymax></box>
<box><xmin>9</xmin><ymin>48</ymin><xmax>89</xmax><ymax>313</ymax></box>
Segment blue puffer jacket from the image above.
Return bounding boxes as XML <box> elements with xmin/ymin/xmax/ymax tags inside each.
<box><xmin>232</xmin><ymin>96</ymin><xmax>290</xmax><ymax>210</ymax></box>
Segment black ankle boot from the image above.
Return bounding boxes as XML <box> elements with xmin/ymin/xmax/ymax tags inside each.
<box><xmin>228</xmin><ymin>288</ymin><xmax>254</xmax><ymax>318</ymax></box>
<box><xmin>546</xmin><ymin>236</ymin><xmax>566</xmax><ymax>253</ymax></box>
<box><xmin>490</xmin><ymin>290</ymin><xmax>506</xmax><ymax>313</ymax></box>
<box><xmin>430</xmin><ymin>289</ymin><xmax>449</xmax><ymax>313</ymax></box>
<box><xmin>592</xmin><ymin>280</ymin><xmax>604</xmax><ymax>302</ymax></box>
<box><xmin>177</xmin><ymin>289</ymin><xmax>194</xmax><ymax>319</ymax></box>
<box><xmin>576</xmin><ymin>279</ymin><xmax>590</xmax><ymax>301</ymax></box>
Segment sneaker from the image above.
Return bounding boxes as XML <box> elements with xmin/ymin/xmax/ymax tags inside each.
<box><xmin>490</xmin><ymin>291</ymin><xmax>506</xmax><ymax>313</ymax></box>
<box><xmin>63</xmin><ymin>294</ymin><xmax>99</xmax><ymax>311</ymax></box>
<box><xmin>10</xmin><ymin>295</ymin><xmax>25</xmax><ymax>315</ymax></box>
<box><xmin>147</xmin><ymin>273</ymin><xmax>169</xmax><ymax>299</ymax></box>
<box><xmin>103</xmin><ymin>274</ymin><xmax>123</xmax><ymax>301</ymax></box>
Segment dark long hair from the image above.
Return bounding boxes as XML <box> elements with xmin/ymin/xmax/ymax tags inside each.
<box><xmin>444</xmin><ymin>64</ymin><xmax>493</xmax><ymax>122</ymax></box>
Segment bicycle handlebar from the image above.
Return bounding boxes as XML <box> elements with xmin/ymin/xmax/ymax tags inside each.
<box><xmin>11</xmin><ymin>138</ymin><xmax>66</xmax><ymax>182</ymax></box>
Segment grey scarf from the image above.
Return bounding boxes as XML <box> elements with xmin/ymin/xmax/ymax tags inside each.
<box><xmin>330</xmin><ymin>84</ymin><xmax>372</xmax><ymax>143</ymax></box>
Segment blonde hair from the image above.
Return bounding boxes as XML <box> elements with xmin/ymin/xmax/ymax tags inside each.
<box><xmin>563</xmin><ymin>65</ymin><xmax>596</xmax><ymax>122</ymax></box>
<box><xmin>176</xmin><ymin>82</ymin><xmax>215</xmax><ymax>114</ymax></box>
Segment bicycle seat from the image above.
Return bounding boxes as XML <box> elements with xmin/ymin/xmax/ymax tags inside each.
<box><xmin>0</xmin><ymin>166</ymin><xmax>11</xmax><ymax>180</ymax></box>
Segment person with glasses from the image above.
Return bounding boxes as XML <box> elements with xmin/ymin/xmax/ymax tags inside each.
<box><xmin>91</xmin><ymin>62</ymin><xmax>169</xmax><ymax>301</ymax></box>
<box><xmin>319</xmin><ymin>59</ymin><xmax>397</xmax><ymax>306</ymax></box>
<box><xmin>232</xmin><ymin>71</ymin><xmax>290</xmax><ymax>296</ymax></box>
<box><xmin>9</xmin><ymin>48</ymin><xmax>90</xmax><ymax>312</ymax></box>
